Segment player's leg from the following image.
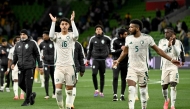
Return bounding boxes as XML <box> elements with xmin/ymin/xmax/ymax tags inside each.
<box><xmin>12</xmin><ymin>66</ymin><xmax>19</xmax><ymax>99</ymax></box>
<box><xmin>161</xmin><ymin>70</ymin><xmax>170</xmax><ymax>109</ymax></box>
<box><xmin>99</xmin><ymin>60</ymin><xmax>106</xmax><ymax>97</ymax></box>
<box><xmin>0</xmin><ymin>66</ymin><xmax>6</xmax><ymax>92</ymax></box>
<box><xmin>92</xmin><ymin>60</ymin><xmax>99</xmax><ymax>96</ymax></box>
<box><xmin>44</xmin><ymin>65</ymin><xmax>50</xmax><ymax>99</ymax></box>
<box><xmin>50</xmin><ymin>66</ymin><xmax>56</xmax><ymax>98</ymax></box>
<box><xmin>65</xmin><ymin>66</ymin><xmax>75</xmax><ymax>109</ymax></box>
<box><xmin>5</xmin><ymin>67</ymin><xmax>11</xmax><ymax>92</ymax></box>
<box><xmin>170</xmin><ymin>71</ymin><xmax>179</xmax><ymax>109</ymax></box>
<box><xmin>40</xmin><ymin>71</ymin><xmax>44</xmax><ymax>87</ymax></box>
<box><xmin>54</xmin><ymin>67</ymin><xmax>64</xmax><ymax>109</ymax></box>
<box><xmin>112</xmin><ymin>65</ymin><xmax>120</xmax><ymax>101</ymax></box>
<box><xmin>138</xmin><ymin>71</ymin><xmax>148</xmax><ymax>109</ymax></box>
<box><xmin>135</xmin><ymin>84</ymin><xmax>139</xmax><ymax>100</ymax></box>
<box><xmin>120</xmin><ymin>63</ymin><xmax>127</xmax><ymax>101</ymax></box>
<box><xmin>145</xmin><ymin>72</ymin><xmax>149</xmax><ymax>100</ymax></box>
<box><xmin>126</xmin><ymin>68</ymin><xmax>137</xmax><ymax>109</ymax></box>
<box><xmin>71</xmin><ymin>73</ymin><xmax>78</xmax><ymax>108</ymax></box>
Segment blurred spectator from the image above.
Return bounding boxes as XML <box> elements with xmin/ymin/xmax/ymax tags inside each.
<box><xmin>174</xmin><ymin>20</ymin><xmax>182</xmax><ymax>33</ymax></box>
<box><xmin>156</xmin><ymin>8</ymin><xmax>161</xmax><ymax>18</ymax></box>
<box><xmin>164</xmin><ymin>1</ymin><xmax>171</xmax><ymax>15</ymax></box>
<box><xmin>170</xmin><ymin>0</ymin><xmax>179</xmax><ymax>11</ymax></box>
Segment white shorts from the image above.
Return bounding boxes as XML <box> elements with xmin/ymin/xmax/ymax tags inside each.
<box><xmin>54</xmin><ymin>66</ymin><xmax>76</xmax><ymax>86</ymax></box>
<box><xmin>161</xmin><ymin>69</ymin><xmax>179</xmax><ymax>85</ymax></box>
<box><xmin>12</xmin><ymin>64</ymin><xmax>19</xmax><ymax>80</ymax></box>
<box><xmin>126</xmin><ymin>68</ymin><xmax>148</xmax><ymax>86</ymax></box>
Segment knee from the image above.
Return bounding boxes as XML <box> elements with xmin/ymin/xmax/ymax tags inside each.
<box><xmin>55</xmin><ymin>89</ymin><xmax>62</xmax><ymax>95</ymax></box>
<box><xmin>162</xmin><ymin>84</ymin><xmax>169</xmax><ymax>90</ymax></box>
<box><xmin>92</xmin><ymin>73</ymin><xmax>97</xmax><ymax>77</ymax></box>
<box><xmin>66</xmin><ymin>89</ymin><xmax>72</xmax><ymax>96</ymax></box>
<box><xmin>170</xmin><ymin>82</ymin><xmax>177</xmax><ymax>87</ymax></box>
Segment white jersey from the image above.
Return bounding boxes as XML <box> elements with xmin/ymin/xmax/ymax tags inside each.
<box><xmin>49</xmin><ymin>21</ymin><xmax>79</xmax><ymax>66</ymax></box>
<box><xmin>125</xmin><ymin>33</ymin><xmax>155</xmax><ymax>72</ymax></box>
<box><xmin>158</xmin><ymin>38</ymin><xmax>181</xmax><ymax>70</ymax></box>
<box><xmin>8</xmin><ymin>46</ymin><xmax>15</xmax><ymax>60</ymax></box>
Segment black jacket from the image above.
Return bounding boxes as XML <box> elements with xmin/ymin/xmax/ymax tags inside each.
<box><xmin>74</xmin><ymin>41</ymin><xmax>85</xmax><ymax>73</ymax></box>
<box><xmin>87</xmin><ymin>34</ymin><xmax>111</xmax><ymax>60</ymax></box>
<box><xmin>39</xmin><ymin>39</ymin><xmax>54</xmax><ymax>65</ymax></box>
<box><xmin>12</xmin><ymin>38</ymin><xmax>43</xmax><ymax>70</ymax></box>
<box><xmin>111</xmin><ymin>36</ymin><xmax>128</xmax><ymax>65</ymax></box>
<box><xmin>0</xmin><ymin>44</ymin><xmax>12</xmax><ymax>66</ymax></box>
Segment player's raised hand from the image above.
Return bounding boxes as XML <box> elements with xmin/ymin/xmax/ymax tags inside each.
<box><xmin>49</xmin><ymin>13</ymin><xmax>56</xmax><ymax>22</ymax></box>
<box><xmin>70</xmin><ymin>11</ymin><xmax>75</xmax><ymax>21</ymax></box>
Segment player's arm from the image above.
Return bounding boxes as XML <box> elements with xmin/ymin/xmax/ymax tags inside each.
<box><xmin>113</xmin><ymin>46</ymin><xmax>128</xmax><ymax>68</ymax></box>
<box><xmin>78</xmin><ymin>42</ymin><xmax>85</xmax><ymax>76</ymax></box>
<box><xmin>86</xmin><ymin>37</ymin><xmax>93</xmax><ymax>61</ymax></box>
<box><xmin>111</xmin><ymin>39</ymin><xmax>122</xmax><ymax>54</ymax></box>
<box><xmin>49</xmin><ymin>13</ymin><xmax>56</xmax><ymax>41</ymax></box>
<box><xmin>179</xmin><ymin>41</ymin><xmax>185</xmax><ymax>63</ymax></box>
<box><xmin>70</xmin><ymin>11</ymin><xmax>79</xmax><ymax>41</ymax></box>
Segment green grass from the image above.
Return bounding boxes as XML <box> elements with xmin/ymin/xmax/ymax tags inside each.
<box><xmin>0</xmin><ymin>69</ymin><xmax>189</xmax><ymax>109</ymax></box>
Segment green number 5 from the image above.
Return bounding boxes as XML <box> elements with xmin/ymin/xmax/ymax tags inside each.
<box><xmin>62</xmin><ymin>41</ymin><xmax>67</xmax><ymax>47</ymax></box>
<box><xmin>135</xmin><ymin>46</ymin><xmax>139</xmax><ymax>52</ymax></box>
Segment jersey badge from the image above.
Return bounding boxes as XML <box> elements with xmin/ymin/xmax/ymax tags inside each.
<box><xmin>95</xmin><ymin>41</ymin><xmax>97</xmax><ymax>43</ymax></box>
<box><xmin>49</xmin><ymin>44</ymin><xmax>53</xmax><ymax>48</ymax></box>
<box><xmin>101</xmin><ymin>40</ymin><xmax>105</xmax><ymax>44</ymax></box>
<box><xmin>66</xmin><ymin>36</ymin><xmax>70</xmax><ymax>41</ymax></box>
<box><xmin>129</xmin><ymin>42</ymin><xmax>132</xmax><ymax>44</ymax></box>
<box><xmin>163</xmin><ymin>44</ymin><xmax>166</xmax><ymax>46</ymax></box>
<box><xmin>25</xmin><ymin>44</ymin><xmax>29</xmax><ymax>49</ymax></box>
<box><xmin>43</xmin><ymin>46</ymin><xmax>45</xmax><ymax>48</ymax></box>
<box><xmin>120</xmin><ymin>43</ymin><xmax>122</xmax><ymax>45</ymax></box>
<box><xmin>6</xmin><ymin>48</ymin><xmax>10</xmax><ymax>52</ymax></box>
<box><xmin>140</xmin><ymin>40</ymin><xmax>144</xmax><ymax>45</ymax></box>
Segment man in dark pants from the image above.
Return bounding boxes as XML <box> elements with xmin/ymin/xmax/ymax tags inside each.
<box><xmin>0</xmin><ymin>38</ymin><xmax>12</xmax><ymax>92</ymax></box>
<box><xmin>86</xmin><ymin>24</ymin><xmax>111</xmax><ymax>97</ymax></box>
<box><xmin>71</xmin><ymin>41</ymin><xmax>85</xmax><ymax>109</ymax></box>
<box><xmin>111</xmin><ymin>28</ymin><xmax>129</xmax><ymax>101</ymax></box>
<box><xmin>11</xmin><ymin>29</ymin><xmax>43</xmax><ymax>106</ymax></box>
<box><xmin>39</xmin><ymin>31</ymin><xmax>56</xmax><ymax>99</ymax></box>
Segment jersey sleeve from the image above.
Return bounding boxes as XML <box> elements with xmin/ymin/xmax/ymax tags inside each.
<box><xmin>148</xmin><ymin>36</ymin><xmax>156</xmax><ymax>46</ymax></box>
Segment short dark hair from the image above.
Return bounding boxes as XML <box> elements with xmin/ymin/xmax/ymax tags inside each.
<box><xmin>59</xmin><ymin>17</ymin><xmax>71</xmax><ymax>25</ymax></box>
<box><xmin>130</xmin><ymin>19</ymin><xmax>143</xmax><ymax>31</ymax></box>
<box><xmin>118</xmin><ymin>28</ymin><xmax>128</xmax><ymax>36</ymax></box>
<box><xmin>2</xmin><ymin>38</ymin><xmax>7</xmax><ymax>42</ymax></box>
<box><xmin>13</xmin><ymin>36</ymin><xmax>20</xmax><ymax>44</ymax></box>
<box><xmin>43</xmin><ymin>31</ymin><xmax>49</xmax><ymax>35</ymax></box>
<box><xmin>165</xmin><ymin>27</ymin><xmax>174</xmax><ymax>33</ymax></box>
<box><xmin>95</xmin><ymin>24</ymin><xmax>104</xmax><ymax>31</ymax></box>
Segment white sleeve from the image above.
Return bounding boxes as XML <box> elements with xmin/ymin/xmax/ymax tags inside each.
<box><xmin>173</xmin><ymin>44</ymin><xmax>181</xmax><ymax>56</ymax></box>
<box><xmin>71</xmin><ymin>21</ymin><xmax>79</xmax><ymax>41</ymax></box>
<box><xmin>49</xmin><ymin>22</ymin><xmax>56</xmax><ymax>41</ymax></box>
<box><xmin>158</xmin><ymin>39</ymin><xmax>168</xmax><ymax>52</ymax></box>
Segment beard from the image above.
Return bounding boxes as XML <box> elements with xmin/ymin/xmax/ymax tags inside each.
<box><xmin>130</xmin><ymin>30</ymin><xmax>137</xmax><ymax>35</ymax></box>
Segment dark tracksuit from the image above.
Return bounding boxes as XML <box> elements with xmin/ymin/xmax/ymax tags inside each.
<box><xmin>74</xmin><ymin>41</ymin><xmax>85</xmax><ymax>83</ymax></box>
<box><xmin>39</xmin><ymin>39</ymin><xmax>55</xmax><ymax>96</ymax></box>
<box><xmin>12</xmin><ymin>38</ymin><xmax>42</xmax><ymax>103</ymax></box>
<box><xmin>0</xmin><ymin>44</ymin><xmax>12</xmax><ymax>88</ymax></box>
<box><xmin>111</xmin><ymin>36</ymin><xmax>128</xmax><ymax>95</ymax></box>
<box><xmin>87</xmin><ymin>34</ymin><xmax>111</xmax><ymax>93</ymax></box>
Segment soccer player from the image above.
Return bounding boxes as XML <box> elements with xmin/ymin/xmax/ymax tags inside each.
<box><xmin>11</xmin><ymin>29</ymin><xmax>43</xmax><ymax>106</ymax></box>
<box><xmin>112</xmin><ymin>19</ymin><xmax>181</xmax><ymax>109</ymax></box>
<box><xmin>49</xmin><ymin>11</ymin><xmax>79</xmax><ymax>109</ymax></box>
<box><xmin>70</xmin><ymin>41</ymin><xmax>85</xmax><ymax>109</ymax></box>
<box><xmin>0</xmin><ymin>38</ymin><xmax>12</xmax><ymax>92</ymax></box>
<box><xmin>5</xmin><ymin>36</ymin><xmax>25</xmax><ymax>100</ymax></box>
<box><xmin>39</xmin><ymin>31</ymin><xmax>56</xmax><ymax>99</ymax></box>
<box><xmin>111</xmin><ymin>28</ymin><xmax>129</xmax><ymax>101</ymax></box>
<box><xmin>158</xmin><ymin>27</ymin><xmax>182</xmax><ymax>109</ymax></box>
<box><xmin>86</xmin><ymin>24</ymin><xmax>111</xmax><ymax>97</ymax></box>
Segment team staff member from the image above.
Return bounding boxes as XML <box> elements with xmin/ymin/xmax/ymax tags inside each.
<box><xmin>71</xmin><ymin>41</ymin><xmax>85</xmax><ymax>109</ymax></box>
<box><xmin>39</xmin><ymin>31</ymin><xmax>56</xmax><ymax>99</ymax></box>
<box><xmin>0</xmin><ymin>38</ymin><xmax>12</xmax><ymax>92</ymax></box>
<box><xmin>11</xmin><ymin>29</ymin><xmax>43</xmax><ymax>106</ymax></box>
<box><xmin>86</xmin><ymin>25</ymin><xmax>111</xmax><ymax>97</ymax></box>
<box><xmin>111</xmin><ymin>28</ymin><xmax>129</xmax><ymax>101</ymax></box>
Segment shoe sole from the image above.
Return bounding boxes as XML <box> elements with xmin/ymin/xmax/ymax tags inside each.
<box><xmin>30</xmin><ymin>92</ymin><xmax>36</xmax><ymax>105</ymax></box>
